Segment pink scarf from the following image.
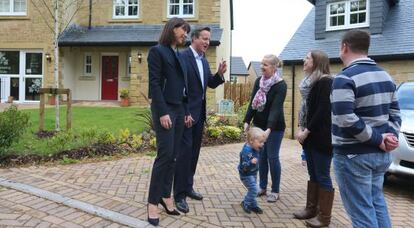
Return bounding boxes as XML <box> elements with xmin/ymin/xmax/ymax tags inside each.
<box><xmin>252</xmin><ymin>71</ymin><xmax>282</xmax><ymax>111</ymax></box>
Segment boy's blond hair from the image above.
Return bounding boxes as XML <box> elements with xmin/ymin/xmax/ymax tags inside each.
<box><xmin>247</xmin><ymin>127</ymin><xmax>265</xmax><ymax>143</ymax></box>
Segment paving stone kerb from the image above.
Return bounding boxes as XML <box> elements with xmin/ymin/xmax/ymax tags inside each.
<box><xmin>0</xmin><ymin>139</ymin><xmax>413</xmax><ymax>227</ymax></box>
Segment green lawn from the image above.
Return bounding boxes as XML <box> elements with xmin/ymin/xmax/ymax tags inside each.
<box><xmin>6</xmin><ymin>106</ymin><xmax>150</xmax><ymax>157</ymax></box>
<box><xmin>22</xmin><ymin>106</ymin><xmax>148</xmax><ymax>134</ymax></box>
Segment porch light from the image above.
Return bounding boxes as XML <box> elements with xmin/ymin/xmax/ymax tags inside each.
<box><xmin>45</xmin><ymin>53</ymin><xmax>52</xmax><ymax>62</ymax></box>
<box><xmin>137</xmin><ymin>53</ymin><xmax>142</xmax><ymax>63</ymax></box>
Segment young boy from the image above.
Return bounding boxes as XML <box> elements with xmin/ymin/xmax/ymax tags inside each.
<box><xmin>239</xmin><ymin>127</ymin><xmax>266</xmax><ymax>214</ymax></box>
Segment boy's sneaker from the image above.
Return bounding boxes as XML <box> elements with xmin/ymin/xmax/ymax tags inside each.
<box><xmin>240</xmin><ymin>201</ymin><xmax>251</xmax><ymax>214</ymax></box>
<box><xmin>267</xmin><ymin>192</ymin><xmax>279</xmax><ymax>202</ymax></box>
<box><xmin>250</xmin><ymin>206</ymin><xmax>263</xmax><ymax>214</ymax></box>
<box><xmin>257</xmin><ymin>189</ymin><xmax>266</xmax><ymax>197</ymax></box>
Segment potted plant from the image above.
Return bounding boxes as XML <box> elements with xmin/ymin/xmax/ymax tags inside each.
<box><xmin>120</xmin><ymin>88</ymin><xmax>130</xmax><ymax>107</ymax></box>
<box><xmin>48</xmin><ymin>94</ymin><xmax>56</xmax><ymax>105</ymax></box>
<box><xmin>7</xmin><ymin>96</ymin><xmax>13</xmax><ymax>103</ymax></box>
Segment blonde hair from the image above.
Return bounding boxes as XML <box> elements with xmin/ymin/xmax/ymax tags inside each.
<box><xmin>247</xmin><ymin>127</ymin><xmax>265</xmax><ymax>143</ymax></box>
<box><xmin>263</xmin><ymin>54</ymin><xmax>283</xmax><ymax>69</ymax></box>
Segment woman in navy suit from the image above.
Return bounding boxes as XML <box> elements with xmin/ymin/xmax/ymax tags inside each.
<box><xmin>147</xmin><ymin>17</ymin><xmax>190</xmax><ymax>226</ymax></box>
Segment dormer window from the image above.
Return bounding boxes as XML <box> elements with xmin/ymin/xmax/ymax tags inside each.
<box><xmin>113</xmin><ymin>0</ymin><xmax>139</xmax><ymax>19</ymax></box>
<box><xmin>326</xmin><ymin>0</ymin><xmax>369</xmax><ymax>31</ymax></box>
<box><xmin>167</xmin><ymin>0</ymin><xmax>194</xmax><ymax>18</ymax></box>
<box><xmin>0</xmin><ymin>0</ymin><xmax>27</xmax><ymax>16</ymax></box>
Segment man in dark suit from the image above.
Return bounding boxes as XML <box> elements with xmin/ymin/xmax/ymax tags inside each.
<box><xmin>174</xmin><ymin>27</ymin><xmax>227</xmax><ymax>213</ymax></box>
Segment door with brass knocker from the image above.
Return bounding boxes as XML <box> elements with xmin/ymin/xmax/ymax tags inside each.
<box><xmin>101</xmin><ymin>56</ymin><xmax>118</xmax><ymax>100</ymax></box>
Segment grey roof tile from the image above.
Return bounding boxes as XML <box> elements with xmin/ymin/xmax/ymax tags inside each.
<box><xmin>248</xmin><ymin>61</ymin><xmax>261</xmax><ymax>77</ymax></box>
<box><xmin>58</xmin><ymin>24</ymin><xmax>223</xmax><ymax>46</ymax></box>
<box><xmin>280</xmin><ymin>0</ymin><xmax>414</xmax><ymax>63</ymax></box>
<box><xmin>231</xmin><ymin>56</ymin><xmax>249</xmax><ymax>76</ymax></box>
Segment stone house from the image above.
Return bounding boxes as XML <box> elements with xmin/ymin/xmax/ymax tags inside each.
<box><xmin>229</xmin><ymin>56</ymin><xmax>249</xmax><ymax>83</ymax></box>
<box><xmin>0</xmin><ymin>0</ymin><xmax>232</xmax><ymax>109</ymax></box>
<box><xmin>247</xmin><ymin>61</ymin><xmax>260</xmax><ymax>84</ymax></box>
<box><xmin>280</xmin><ymin>0</ymin><xmax>414</xmax><ymax>138</ymax></box>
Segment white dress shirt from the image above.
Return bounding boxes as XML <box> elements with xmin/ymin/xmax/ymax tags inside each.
<box><xmin>190</xmin><ymin>46</ymin><xmax>205</xmax><ymax>89</ymax></box>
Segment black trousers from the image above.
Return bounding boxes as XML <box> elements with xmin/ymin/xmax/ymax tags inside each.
<box><xmin>174</xmin><ymin>114</ymin><xmax>205</xmax><ymax>201</ymax></box>
<box><xmin>148</xmin><ymin>103</ymin><xmax>184</xmax><ymax>205</ymax></box>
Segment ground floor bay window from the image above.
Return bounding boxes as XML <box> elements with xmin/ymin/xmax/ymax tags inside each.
<box><xmin>0</xmin><ymin>50</ymin><xmax>43</xmax><ymax>103</ymax></box>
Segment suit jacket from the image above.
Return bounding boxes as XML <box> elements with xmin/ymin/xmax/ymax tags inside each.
<box><xmin>148</xmin><ymin>44</ymin><xmax>188</xmax><ymax>117</ymax></box>
<box><xmin>181</xmin><ymin>47</ymin><xmax>225</xmax><ymax>123</ymax></box>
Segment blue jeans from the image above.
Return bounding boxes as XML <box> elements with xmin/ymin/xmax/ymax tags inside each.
<box><xmin>333</xmin><ymin>152</ymin><xmax>392</xmax><ymax>228</ymax></box>
<box><xmin>259</xmin><ymin>130</ymin><xmax>284</xmax><ymax>193</ymax></box>
<box><xmin>240</xmin><ymin>175</ymin><xmax>258</xmax><ymax>208</ymax></box>
<box><xmin>305</xmin><ymin>148</ymin><xmax>333</xmax><ymax>190</ymax></box>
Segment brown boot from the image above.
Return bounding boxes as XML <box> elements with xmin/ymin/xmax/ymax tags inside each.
<box><xmin>293</xmin><ymin>181</ymin><xmax>319</xmax><ymax>220</ymax></box>
<box><xmin>305</xmin><ymin>188</ymin><xmax>334</xmax><ymax>227</ymax></box>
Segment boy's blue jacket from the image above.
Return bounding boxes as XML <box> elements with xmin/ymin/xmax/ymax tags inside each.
<box><xmin>238</xmin><ymin>144</ymin><xmax>259</xmax><ymax>176</ymax></box>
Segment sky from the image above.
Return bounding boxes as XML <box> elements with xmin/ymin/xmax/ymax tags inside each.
<box><xmin>232</xmin><ymin>0</ymin><xmax>314</xmax><ymax>64</ymax></box>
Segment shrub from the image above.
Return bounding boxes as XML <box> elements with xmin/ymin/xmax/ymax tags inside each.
<box><xmin>149</xmin><ymin>137</ymin><xmax>157</xmax><ymax>148</ymax></box>
<box><xmin>47</xmin><ymin>131</ymin><xmax>75</xmax><ymax>153</ymax></box>
<box><xmin>118</xmin><ymin>128</ymin><xmax>130</xmax><ymax>143</ymax></box>
<box><xmin>222</xmin><ymin>126</ymin><xmax>242</xmax><ymax>139</ymax></box>
<box><xmin>206</xmin><ymin>115</ymin><xmax>229</xmax><ymax>127</ymax></box>
<box><xmin>237</xmin><ymin>103</ymin><xmax>249</xmax><ymax>128</ymax></box>
<box><xmin>98</xmin><ymin>130</ymin><xmax>117</xmax><ymax>145</ymax></box>
<box><xmin>79</xmin><ymin>128</ymin><xmax>99</xmax><ymax>144</ymax></box>
<box><xmin>207</xmin><ymin>126</ymin><xmax>222</xmax><ymax>138</ymax></box>
<box><xmin>130</xmin><ymin>134</ymin><xmax>143</xmax><ymax>149</ymax></box>
<box><xmin>0</xmin><ymin>105</ymin><xmax>30</xmax><ymax>153</ymax></box>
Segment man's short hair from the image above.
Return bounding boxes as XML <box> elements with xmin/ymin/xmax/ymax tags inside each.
<box><xmin>190</xmin><ymin>26</ymin><xmax>211</xmax><ymax>40</ymax></box>
<box><xmin>341</xmin><ymin>29</ymin><xmax>370</xmax><ymax>54</ymax></box>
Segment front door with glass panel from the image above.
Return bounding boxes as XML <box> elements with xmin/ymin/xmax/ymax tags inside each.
<box><xmin>0</xmin><ymin>50</ymin><xmax>43</xmax><ymax>102</ymax></box>
<box><xmin>101</xmin><ymin>56</ymin><xmax>119</xmax><ymax>100</ymax></box>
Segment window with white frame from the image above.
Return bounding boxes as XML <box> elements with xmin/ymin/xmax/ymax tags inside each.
<box><xmin>326</xmin><ymin>0</ymin><xmax>369</xmax><ymax>31</ymax></box>
<box><xmin>167</xmin><ymin>0</ymin><xmax>194</xmax><ymax>18</ymax></box>
<box><xmin>0</xmin><ymin>0</ymin><xmax>27</xmax><ymax>16</ymax></box>
<box><xmin>84</xmin><ymin>54</ymin><xmax>92</xmax><ymax>75</ymax></box>
<box><xmin>113</xmin><ymin>0</ymin><xmax>139</xmax><ymax>19</ymax></box>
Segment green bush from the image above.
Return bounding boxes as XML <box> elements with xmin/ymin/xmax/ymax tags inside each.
<box><xmin>237</xmin><ymin>103</ymin><xmax>249</xmax><ymax>128</ymax></box>
<box><xmin>118</xmin><ymin>128</ymin><xmax>130</xmax><ymax>143</ymax></box>
<box><xmin>207</xmin><ymin>126</ymin><xmax>222</xmax><ymax>138</ymax></box>
<box><xmin>222</xmin><ymin>126</ymin><xmax>242</xmax><ymax>139</ymax></box>
<box><xmin>79</xmin><ymin>128</ymin><xmax>99</xmax><ymax>144</ymax></box>
<box><xmin>130</xmin><ymin>134</ymin><xmax>143</xmax><ymax>149</ymax></box>
<box><xmin>206</xmin><ymin>115</ymin><xmax>229</xmax><ymax>127</ymax></box>
<box><xmin>47</xmin><ymin>131</ymin><xmax>75</xmax><ymax>153</ymax></box>
<box><xmin>0</xmin><ymin>105</ymin><xmax>30</xmax><ymax>153</ymax></box>
<box><xmin>98</xmin><ymin>130</ymin><xmax>116</xmax><ymax>145</ymax></box>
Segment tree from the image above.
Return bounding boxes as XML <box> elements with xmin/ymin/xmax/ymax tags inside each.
<box><xmin>30</xmin><ymin>0</ymin><xmax>95</xmax><ymax>130</ymax></box>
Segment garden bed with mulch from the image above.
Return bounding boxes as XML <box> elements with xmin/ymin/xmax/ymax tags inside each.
<box><xmin>0</xmin><ymin>130</ymin><xmax>244</xmax><ymax>167</ymax></box>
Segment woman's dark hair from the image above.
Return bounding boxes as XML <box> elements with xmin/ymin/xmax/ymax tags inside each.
<box><xmin>159</xmin><ymin>17</ymin><xmax>191</xmax><ymax>45</ymax></box>
<box><xmin>309</xmin><ymin>50</ymin><xmax>330</xmax><ymax>84</ymax></box>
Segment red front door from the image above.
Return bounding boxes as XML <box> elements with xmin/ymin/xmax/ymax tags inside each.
<box><xmin>101</xmin><ymin>56</ymin><xmax>119</xmax><ymax>100</ymax></box>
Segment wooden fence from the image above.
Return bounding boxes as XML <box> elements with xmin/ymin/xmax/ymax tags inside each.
<box><xmin>223</xmin><ymin>82</ymin><xmax>252</xmax><ymax>111</ymax></box>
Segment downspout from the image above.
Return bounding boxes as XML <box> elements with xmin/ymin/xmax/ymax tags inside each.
<box><xmin>88</xmin><ymin>0</ymin><xmax>92</xmax><ymax>29</ymax></box>
<box><xmin>291</xmin><ymin>64</ymin><xmax>296</xmax><ymax>139</ymax></box>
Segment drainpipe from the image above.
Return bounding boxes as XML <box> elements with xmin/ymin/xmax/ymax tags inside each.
<box><xmin>291</xmin><ymin>64</ymin><xmax>296</xmax><ymax>139</ymax></box>
<box><xmin>88</xmin><ymin>0</ymin><xmax>92</xmax><ymax>29</ymax></box>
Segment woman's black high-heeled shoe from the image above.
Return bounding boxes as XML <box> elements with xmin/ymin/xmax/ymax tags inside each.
<box><xmin>147</xmin><ymin>204</ymin><xmax>160</xmax><ymax>226</ymax></box>
<box><xmin>160</xmin><ymin>199</ymin><xmax>180</xmax><ymax>215</ymax></box>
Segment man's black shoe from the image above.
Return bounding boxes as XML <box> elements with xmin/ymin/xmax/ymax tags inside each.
<box><xmin>187</xmin><ymin>190</ymin><xmax>203</xmax><ymax>200</ymax></box>
<box><xmin>175</xmin><ymin>199</ymin><xmax>189</xmax><ymax>213</ymax></box>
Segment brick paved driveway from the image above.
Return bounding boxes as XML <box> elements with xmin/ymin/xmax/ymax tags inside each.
<box><xmin>0</xmin><ymin>139</ymin><xmax>413</xmax><ymax>227</ymax></box>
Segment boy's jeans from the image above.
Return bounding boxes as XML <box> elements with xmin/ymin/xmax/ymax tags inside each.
<box><xmin>240</xmin><ymin>174</ymin><xmax>258</xmax><ymax>208</ymax></box>
<box><xmin>333</xmin><ymin>152</ymin><xmax>392</xmax><ymax>228</ymax></box>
